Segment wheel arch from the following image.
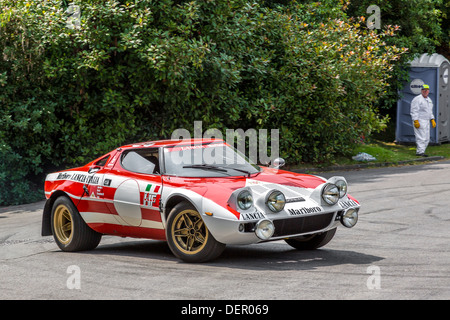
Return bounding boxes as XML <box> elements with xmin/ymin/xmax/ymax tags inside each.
<box><xmin>41</xmin><ymin>191</ymin><xmax>75</xmax><ymax>236</ymax></box>
<box><xmin>163</xmin><ymin>194</ymin><xmax>198</xmax><ymax>223</ymax></box>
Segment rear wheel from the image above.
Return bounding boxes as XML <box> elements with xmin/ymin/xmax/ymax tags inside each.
<box><xmin>166</xmin><ymin>201</ymin><xmax>225</xmax><ymax>263</ymax></box>
<box><xmin>285</xmin><ymin>228</ymin><xmax>337</xmax><ymax>250</ymax></box>
<box><xmin>51</xmin><ymin>196</ymin><xmax>102</xmax><ymax>251</ymax></box>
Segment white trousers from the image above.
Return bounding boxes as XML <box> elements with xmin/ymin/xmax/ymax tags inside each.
<box><xmin>413</xmin><ymin>119</ymin><xmax>430</xmax><ymax>154</ymax></box>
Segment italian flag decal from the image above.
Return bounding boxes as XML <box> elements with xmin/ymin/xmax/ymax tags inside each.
<box><xmin>145</xmin><ymin>184</ymin><xmax>160</xmax><ymax>193</ymax></box>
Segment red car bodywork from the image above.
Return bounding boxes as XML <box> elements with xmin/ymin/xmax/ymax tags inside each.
<box><xmin>42</xmin><ymin>139</ymin><xmax>360</xmax><ymax>262</ymax></box>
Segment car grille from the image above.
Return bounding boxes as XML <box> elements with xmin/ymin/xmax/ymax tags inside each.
<box><xmin>272</xmin><ymin>212</ymin><xmax>335</xmax><ymax>237</ymax></box>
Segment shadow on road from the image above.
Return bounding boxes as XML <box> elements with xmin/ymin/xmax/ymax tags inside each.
<box><xmin>77</xmin><ymin>239</ymin><xmax>383</xmax><ymax>271</ymax></box>
<box><xmin>215</xmin><ymin>245</ymin><xmax>384</xmax><ymax>271</ymax></box>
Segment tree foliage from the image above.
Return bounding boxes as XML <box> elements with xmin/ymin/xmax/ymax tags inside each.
<box><xmin>1</xmin><ymin>0</ymin><xmax>407</xmax><ymax>205</ymax></box>
<box><xmin>344</xmin><ymin>0</ymin><xmax>449</xmax><ymax>114</ymax></box>
<box><xmin>346</xmin><ymin>0</ymin><xmax>446</xmax><ymax>55</ymax></box>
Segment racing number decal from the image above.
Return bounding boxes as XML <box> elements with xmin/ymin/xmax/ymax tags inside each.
<box><xmin>114</xmin><ymin>179</ymin><xmax>142</xmax><ymax>226</ymax></box>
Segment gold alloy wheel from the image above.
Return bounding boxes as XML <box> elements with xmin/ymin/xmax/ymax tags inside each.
<box><xmin>171</xmin><ymin>209</ymin><xmax>208</xmax><ymax>255</ymax></box>
<box><xmin>53</xmin><ymin>204</ymin><xmax>73</xmax><ymax>245</ymax></box>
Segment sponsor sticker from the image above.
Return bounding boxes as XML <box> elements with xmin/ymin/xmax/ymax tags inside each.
<box><xmin>288</xmin><ymin>206</ymin><xmax>323</xmax><ymax>216</ymax></box>
<box><xmin>166</xmin><ymin>142</ymin><xmax>227</xmax><ymax>152</ymax></box>
<box><xmin>142</xmin><ymin>183</ymin><xmax>161</xmax><ymax>208</ymax></box>
<box><xmin>240</xmin><ymin>210</ymin><xmax>265</xmax><ymax>221</ymax></box>
<box><xmin>56</xmin><ymin>172</ymin><xmax>100</xmax><ymax>185</ymax></box>
<box><xmin>339</xmin><ymin>199</ymin><xmax>359</xmax><ymax>209</ymax></box>
<box><xmin>286</xmin><ymin>197</ymin><xmax>305</xmax><ymax>203</ymax></box>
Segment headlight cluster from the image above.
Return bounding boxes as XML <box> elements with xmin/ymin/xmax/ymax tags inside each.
<box><xmin>236</xmin><ymin>189</ymin><xmax>284</xmax><ymax>241</ymax></box>
<box><xmin>321</xmin><ymin>180</ymin><xmax>347</xmax><ymax>205</ymax></box>
<box><xmin>341</xmin><ymin>208</ymin><xmax>358</xmax><ymax>228</ymax></box>
<box><xmin>237</xmin><ymin>190</ymin><xmax>253</xmax><ymax>210</ymax></box>
<box><xmin>237</xmin><ymin>189</ymin><xmax>286</xmax><ymax>213</ymax></box>
<box><xmin>266</xmin><ymin>190</ymin><xmax>286</xmax><ymax>212</ymax></box>
<box><xmin>255</xmin><ymin>219</ymin><xmax>275</xmax><ymax>240</ymax></box>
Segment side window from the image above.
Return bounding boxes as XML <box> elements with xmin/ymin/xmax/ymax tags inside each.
<box><xmin>121</xmin><ymin>148</ymin><xmax>160</xmax><ymax>174</ymax></box>
<box><xmin>95</xmin><ymin>155</ymin><xmax>110</xmax><ymax>167</ymax></box>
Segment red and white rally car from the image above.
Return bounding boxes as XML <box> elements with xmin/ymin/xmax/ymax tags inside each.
<box><xmin>42</xmin><ymin>139</ymin><xmax>360</xmax><ymax>262</ymax></box>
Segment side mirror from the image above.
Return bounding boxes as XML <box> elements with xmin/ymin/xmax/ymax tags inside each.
<box><xmin>272</xmin><ymin>158</ymin><xmax>285</xmax><ymax>169</ymax></box>
<box><xmin>88</xmin><ymin>166</ymin><xmax>101</xmax><ymax>174</ymax></box>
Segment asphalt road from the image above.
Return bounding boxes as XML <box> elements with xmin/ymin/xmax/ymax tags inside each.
<box><xmin>1</xmin><ymin>160</ymin><xmax>449</xmax><ymax>300</ymax></box>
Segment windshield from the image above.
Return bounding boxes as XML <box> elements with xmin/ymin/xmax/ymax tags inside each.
<box><xmin>163</xmin><ymin>141</ymin><xmax>261</xmax><ymax>177</ymax></box>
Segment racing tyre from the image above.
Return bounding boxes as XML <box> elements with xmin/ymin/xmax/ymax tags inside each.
<box><xmin>285</xmin><ymin>228</ymin><xmax>337</xmax><ymax>250</ymax></box>
<box><xmin>51</xmin><ymin>196</ymin><xmax>102</xmax><ymax>251</ymax></box>
<box><xmin>166</xmin><ymin>201</ymin><xmax>226</xmax><ymax>263</ymax></box>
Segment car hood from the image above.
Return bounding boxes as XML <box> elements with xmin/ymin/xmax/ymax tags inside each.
<box><xmin>163</xmin><ymin>167</ymin><xmax>327</xmax><ymax>205</ymax></box>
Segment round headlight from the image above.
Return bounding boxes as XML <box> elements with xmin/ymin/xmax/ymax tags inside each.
<box><xmin>322</xmin><ymin>183</ymin><xmax>339</xmax><ymax>205</ymax></box>
<box><xmin>255</xmin><ymin>219</ymin><xmax>275</xmax><ymax>240</ymax></box>
<box><xmin>237</xmin><ymin>190</ymin><xmax>253</xmax><ymax>210</ymax></box>
<box><xmin>335</xmin><ymin>180</ymin><xmax>348</xmax><ymax>198</ymax></box>
<box><xmin>266</xmin><ymin>190</ymin><xmax>286</xmax><ymax>212</ymax></box>
<box><xmin>341</xmin><ymin>208</ymin><xmax>358</xmax><ymax>228</ymax></box>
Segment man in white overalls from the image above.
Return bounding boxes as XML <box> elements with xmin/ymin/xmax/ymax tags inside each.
<box><xmin>410</xmin><ymin>84</ymin><xmax>436</xmax><ymax>157</ymax></box>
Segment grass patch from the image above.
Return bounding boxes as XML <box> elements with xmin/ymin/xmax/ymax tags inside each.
<box><xmin>354</xmin><ymin>140</ymin><xmax>450</xmax><ymax>162</ymax></box>
<box><xmin>289</xmin><ymin>140</ymin><xmax>450</xmax><ymax>170</ymax></box>
<box><xmin>353</xmin><ymin>141</ymin><xmax>417</xmax><ymax>163</ymax></box>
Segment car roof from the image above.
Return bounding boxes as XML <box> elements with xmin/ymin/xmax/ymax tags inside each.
<box><xmin>119</xmin><ymin>138</ymin><xmax>225</xmax><ymax>150</ymax></box>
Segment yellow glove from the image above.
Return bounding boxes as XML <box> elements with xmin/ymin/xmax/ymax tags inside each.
<box><xmin>431</xmin><ymin>119</ymin><xmax>436</xmax><ymax>128</ymax></box>
<box><xmin>414</xmin><ymin>120</ymin><xmax>420</xmax><ymax>128</ymax></box>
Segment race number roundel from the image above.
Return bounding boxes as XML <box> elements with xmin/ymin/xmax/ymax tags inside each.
<box><xmin>114</xmin><ymin>179</ymin><xmax>142</xmax><ymax>226</ymax></box>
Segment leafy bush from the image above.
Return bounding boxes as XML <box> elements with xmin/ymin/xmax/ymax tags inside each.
<box><xmin>344</xmin><ymin>0</ymin><xmax>449</xmax><ymax>114</ymax></box>
<box><xmin>0</xmin><ymin>0</ymin><xmax>406</xmax><ymax>205</ymax></box>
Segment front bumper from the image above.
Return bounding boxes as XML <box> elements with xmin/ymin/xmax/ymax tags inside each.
<box><xmin>200</xmin><ymin>175</ymin><xmax>360</xmax><ymax>245</ymax></box>
<box><xmin>203</xmin><ymin>208</ymin><xmax>357</xmax><ymax>245</ymax></box>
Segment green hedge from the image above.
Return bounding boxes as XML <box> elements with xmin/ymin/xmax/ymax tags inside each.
<box><xmin>0</xmin><ymin>0</ymin><xmax>406</xmax><ymax>205</ymax></box>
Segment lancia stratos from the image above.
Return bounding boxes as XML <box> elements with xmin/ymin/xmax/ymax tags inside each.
<box><xmin>42</xmin><ymin>139</ymin><xmax>360</xmax><ymax>262</ymax></box>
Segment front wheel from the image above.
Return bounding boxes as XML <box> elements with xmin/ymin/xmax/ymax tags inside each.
<box><xmin>166</xmin><ymin>201</ymin><xmax>225</xmax><ymax>263</ymax></box>
<box><xmin>285</xmin><ymin>228</ymin><xmax>337</xmax><ymax>250</ymax></box>
<box><xmin>51</xmin><ymin>196</ymin><xmax>102</xmax><ymax>251</ymax></box>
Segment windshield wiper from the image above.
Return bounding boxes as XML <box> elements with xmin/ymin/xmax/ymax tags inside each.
<box><xmin>183</xmin><ymin>164</ymin><xmax>252</xmax><ymax>177</ymax></box>
<box><xmin>221</xmin><ymin>167</ymin><xmax>252</xmax><ymax>177</ymax></box>
<box><xmin>182</xmin><ymin>164</ymin><xmax>228</xmax><ymax>172</ymax></box>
